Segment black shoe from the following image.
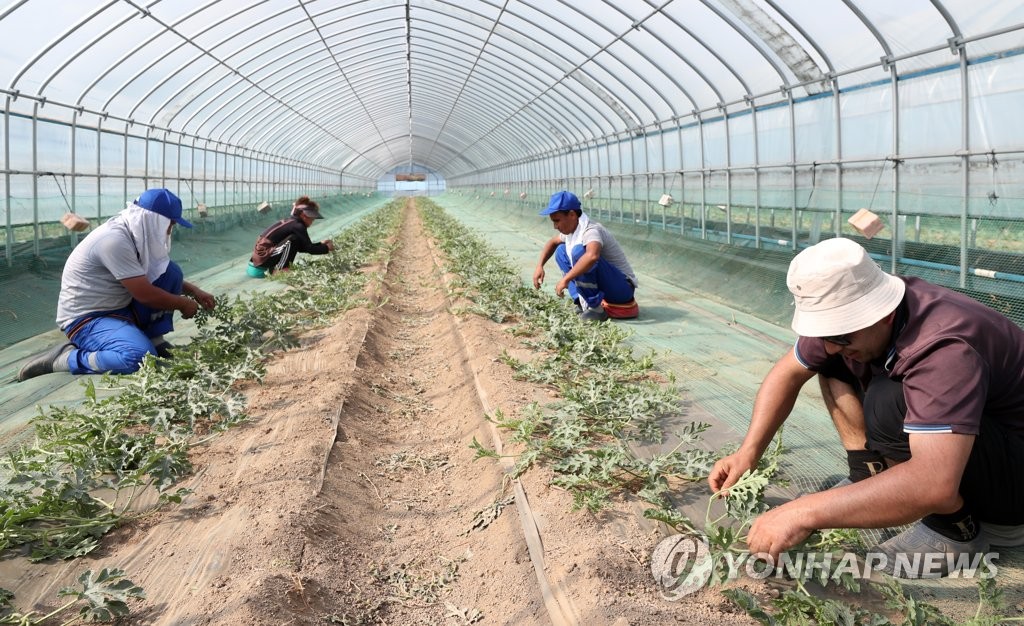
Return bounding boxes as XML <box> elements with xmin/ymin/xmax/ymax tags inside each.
<box><xmin>153</xmin><ymin>341</ymin><xmax>175</xmax><ymax>359</ymax></box>
<box><xmin>579</xmin><ymin>306</ymin><xmax>609</xmax><ymax>322</ymax></box>
<box><xmin>18</xmin><ymin>342</ymin><xmax>74</xmax><ymax>382</ymax></box>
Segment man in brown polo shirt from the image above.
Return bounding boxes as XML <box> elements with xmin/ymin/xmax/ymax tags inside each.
<box><xmin>709</xmin><ymin>237</ymin><xmax>1024</xmax><ymax>577</ymax></box>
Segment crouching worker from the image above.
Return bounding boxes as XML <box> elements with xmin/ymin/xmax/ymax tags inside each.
<box><xmin>709</xmin><ymin>238</ymin><xmax>1024</xmax><ymax>578</ymax></box>
<box><xmin>18</xmin><ymin>188</ymin><xmax>216</xmax><ymax>381</ymax></box>
<box><xmin>248</xmin><ymin>196</ymin><xmax>334</xmax><ymax>277</ymax></box>
<box><xmin>532</xmin><ymin>191</ymin><xmax>639</xmax><ymax>321</ymax></box>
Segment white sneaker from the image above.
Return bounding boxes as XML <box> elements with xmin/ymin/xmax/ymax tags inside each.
<box><xmin>868</xmin><ymin>521</ymin><xmax>989</xmax><ymax>579</ymax></box>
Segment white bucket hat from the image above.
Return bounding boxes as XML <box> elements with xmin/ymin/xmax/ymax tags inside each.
<box><xmin>787</xmin><ymin>238</ymin><xmax>906</xmax><ymax>337</ymax></box>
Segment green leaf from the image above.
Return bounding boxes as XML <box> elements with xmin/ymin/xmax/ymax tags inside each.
<box><xmin>59</xmin><ymin>568</ymin><xmax>145</xmax><ymax>622</ymax></box>
<box><xmin>721</xmin><ymin>588</ymin><xmax>776</xmax><ymax>625</ymax></box>
<box><xmin>469</xmin><ymin>437</ymin><xmax>499</xmax><ymax>460</ymax></box>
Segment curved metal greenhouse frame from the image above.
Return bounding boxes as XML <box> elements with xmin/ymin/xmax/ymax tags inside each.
<box><xmin>0</xmin><ymin>0</ymin><xmax>1022</xmax><ymax>290</ymax></box>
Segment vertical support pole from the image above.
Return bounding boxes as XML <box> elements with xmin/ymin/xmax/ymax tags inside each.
<box><xmin>890</xmin><ymin>63</ymin><xmax>902</xmax><ymax>273</ymax></box>
<box><xmin>96</xmin><ymin>117</ymin><xmax>102</xmax><ymax>222</ymax></box>
<box><xmin>202</xmin><ymin>140</ymin><xmax>208</xmax><ymax>210</ymax></box>
<box><xmin>616</xmin><ymin>137</ymin><xmax>624</xmax><ymax>222</ymax></box>
<box><xmin>723</xmin><ymin>104</ymin><xmax>733</xmax><ymax>245</ymax></box>
<box><xmin>70</xmin><ymin>111</ymin><xmax>78</xmax><ymax>246</ymax></box>
<box><xmin>3</xmin><ymin>97</ymin><xmax>10</xmax><ymax>267</ymax></box>
<box><xmin>31</xmin><ymin>103</ymin><xmax>39</xmax><ymax>257</ymax></box>
<box><xmin>676</xmin><ymin>119</ymin><xmax>684</xmax><ymax>234</ymax></box>
<box><xmin>834</xmin><ymin>77</ymin><xmax>844</xmax><ymax>239</ymax></box>
<box><xmin>659</xmin><ymin>125</ymin><xmax>667</xmax><ymax>230</ymax></box>
<box><xmin>749</xmin><ymin>96</ymin><xmax>761</xmax><ymax>249</ymax></box>
<box><xmin>958</xmin><ymin>41</ymin><xmax>970</xmax><ymax>288</ymax></box>
<box><xmin>697</xmin><ymin>111</ymin><xmax>707</xmax><ymax>240</ymax></box>
<box><xmin>122</xmin><ymin>124</ymin><xmax>129</xmax><ymax>207</ymax></box>
<box><xmin>788</xmin><ymin>88</ymin><xmax>797</xmax><ymax>251</ymax></box>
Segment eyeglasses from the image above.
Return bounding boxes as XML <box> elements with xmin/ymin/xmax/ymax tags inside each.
<box><xmin>821</xmin><ymin>333</ymin><xmax>852</xmax><ymax>346</ymax></box>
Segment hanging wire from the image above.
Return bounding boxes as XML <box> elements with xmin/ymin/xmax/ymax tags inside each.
<box><xmin>183</xmin><ymin>179</ymin><xmax>199</xmax><ymax>207</ymax></box>
<box><xmin>867</xmin><ymin>157</ymin><xmax>889</xmax><ymax>209</ymax></box>
<box><xmin>798</xmin><ymin>162</ymin><xmax>818</xmax><ymax>210</ymax></box>
<box><xmin>41</xmin><ymin>172</ymin><xmax>73</xmax><ymax>213</ymax></box>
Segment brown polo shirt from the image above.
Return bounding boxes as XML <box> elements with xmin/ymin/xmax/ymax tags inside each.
<box><xmin>794</xmin><ymin>277</ymin><xmax>1024</xmax><ymax>437</ymax></box>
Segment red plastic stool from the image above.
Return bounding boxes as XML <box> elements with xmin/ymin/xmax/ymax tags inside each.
<box><xmin>602</xmin><ymin>298</ymin><xmax>639</xmax><ymax>319</ymax></box>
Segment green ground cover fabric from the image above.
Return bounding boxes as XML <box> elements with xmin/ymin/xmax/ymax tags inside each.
<box><xmin>433</xmin><ymin>193</ymin><xmax>1024</xmax><ymax>615</ymax></box>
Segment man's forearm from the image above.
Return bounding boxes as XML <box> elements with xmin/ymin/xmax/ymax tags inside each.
<box><xmin>737</xmin><ymin>352</ymin><xmax>812</xmax><ymax>460</ymax></box>
<box><xmin>746</xmin><ymin>433</ymin><xmax>973</xmax><ymax>559</ymax></box>
<box><xmin>139</xmin><ymin>288</ymin><xmax>193</xmax><ymax>312</ymax></box>
<box><xmin>537</xmin><ymin>239</ymin><xmax>559</xmax><ymax>266</ymax></box>
<box><xmin>800</xmin><ymin>459</ymin><xmax>962</xmax><ymax>530</ymax></box>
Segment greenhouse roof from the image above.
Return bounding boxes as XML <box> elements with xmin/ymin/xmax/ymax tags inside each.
<box><xmin>2</xmin><ymin>0</ymin><xmax>1022</xmax><ymax>179</ymax></box>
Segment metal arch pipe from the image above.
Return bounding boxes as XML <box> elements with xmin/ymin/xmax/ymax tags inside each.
<box><xmin>411</xmin><ymin>0</ymin><xmax>514</xmax><ymax>168</ymax></box>
<box><xmin>429</xmin><ymin>69</ymin><xmax>634</xmax><ymax>173</ymax></box>
<box><xmin>930</xmin><ymin>0</ymin><xmax>964</xmax><ymax>40</ymax></box>
<box><xmin>294</xmin><ymin>110</ymin><xmax>488</xmax><ymax>174</ymax></box>
<box><xmin>258</xmin><ymin>119</ymin><xmax>352</xmax><ymax>166</ymax></box>
<box><xmin>409</xmin><ymin>65</ymin><xmax>605</xmax><ymax>168</ymax></box>
<box><xmin>399</xmin><ymin>95</ymin><xmax>534</xmax><ymax>162</ymax></box>
<box><xmin>72</xmin><ymin>0</ymin><xmax>226</xmax><ymax>109</ymax></box>
<box><xmin>411</xmin><ymin>13</ymin><xmax>610</xmax><ymax>150</ymax></box>
<box><xmin>201</xmin><ymin>56</ymin><xmax>384</xmax><ymax>145</ymax></box>
<box><xmin>140</xmin><ymin>3</ymin><xmax>399</xmax><ymax>152</ymax></box>
<box><xmin>236</xmin><ymin>84</ymin><xmax>400</xmax><ymax>164</ymax></box>
<box><xmin>762</xmin><ymin>0</ymin><xmax>836</xmax><ymax>76</ymax></box>
<box><xmin>312</xmin><ymin>131</ymin><xmax>474</xmax><ymax>175</ymax></box>
<box><xmin>34</xmin><ymin>2</ymin><xmax>122</xmax><ymax>95</ymax></box>
<box><xmin>9</xmin><ymin>1</ymin><xmax>116</xmax><ymax>92</ymax></box>
<box><xmin>139</xmin><ymin>2</ymin><xmax>395</xmax><ymax>128</ymax></box>
<box><xmin>840</xmin><ymin>0</ymin><xmax>894</xmax><ymax>61</ymax></box>
<box><xmin>413</xmin><ymin>42</ymin><xmax>617</xmax><ymax>142</ymax></box>
<box><xmin>596</xmin><ymin>0</ymin><xmax>699</xmax><ymax>115</ymax></box>
<box><xmin>696</xmin><ymin>0</ymin><xmax>790</xmax><ymax>89</ymax></box>
<box><xmin>418</xmin><ymin>1</ymin><xmax>651</xmax><ymax>134</ymax></box>
<box><xmin>212</xmin><ymin>43</ymin><xmax>410</xmax><ymax>145</ymax></box>
<box><xmin>498</xmin><ymin>1</ymin><xmax>658</xmax><ymax>126</ymax></box>
<box><xmin>153</xmin><ymin>11</ymin><xmax>398</xmax><ymax>130</ymax></box>
<box><xmin>172</xmin><ymin>51</ymin><xmax>325</xmax><ymax>138</ymax></box>
<box><xmin>180</xmin><ymin>40</ymin><xmax>409</xmax><ymax>154</ymax></box>
<box><xmin>106</xmin><ymin>1</ymin><xmax>265</xmax><ymax>116</ymax></box>
<box><xmin>430</xmin><ymin>80</ymin><xmax>599</xmax><ymax>175</ymax></box>
<box><xmin>411</xmin><ymin>3</ymin><xmax>637</xmax><ymax>160</ymax></box>
<box><xmin>186</xmin><ymin>68</ymin><xmax>389</xmax><ymax>173</ymax></box>
<box><xmin>297</xmin><ymin>0</ymin><xmax>395</xmax><ymax>164</ymax></box>
<box><xmin>408</xmin><ymin>56</ymin><xmax>581</xmax><ymax>155</ymax></box>
<box><xmin>621</xmin><ymin>8</ymin><xmax>728</xmax><ymax>107</ymax></box>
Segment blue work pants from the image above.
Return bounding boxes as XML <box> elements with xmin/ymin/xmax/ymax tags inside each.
<box><xmin>63</xmin><ymin>262</ymin><xmax>183</xmax><ymax>375</ymax></box>
<box><xmin>554</xmin><ymin>243</ymin><xmax>635</xmax><ymax>309</ymax></box>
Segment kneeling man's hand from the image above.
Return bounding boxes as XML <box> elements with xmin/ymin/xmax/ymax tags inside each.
<box><xmin>746</xmin><ymin>502</ymin><xmax>814</xmax><ymax>563</ymax></box>
<box><xmin>555</xmin><ymin>277</ymin><xmax>569</xmax><ymax>298</ymax></box>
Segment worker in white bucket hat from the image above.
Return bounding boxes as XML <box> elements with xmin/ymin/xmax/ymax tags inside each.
<box><xmin>709</xmin><ymin>237</ymin><xmax>1024</xmax><ymax>578</ymax></box>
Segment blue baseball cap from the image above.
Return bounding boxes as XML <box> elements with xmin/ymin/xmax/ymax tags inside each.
<box><xmin>136</xmin><ymin>188</ymin><xmax>193</xmax><ymax>228</ymax></box>
<box><xmin>539</xmin><ymin>190</ymin><xmax>581</xmax><ymax>216</ymax></box>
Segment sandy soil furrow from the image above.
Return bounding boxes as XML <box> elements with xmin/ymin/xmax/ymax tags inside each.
<box><xmin>4</xmin><ymin>200</ymin><xmax>756</xmax><ymax>625</ymax></box>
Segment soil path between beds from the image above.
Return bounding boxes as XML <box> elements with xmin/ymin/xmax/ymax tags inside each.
<box><xmin>7</xmin><ymin>200</ymin><xmax>752</xmax><ymax>625</ymax></box>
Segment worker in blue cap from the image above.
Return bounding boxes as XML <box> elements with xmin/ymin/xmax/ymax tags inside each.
<box><xmin>532</xmin><ymin>190</ymin><xmax>639</xmax><ymax>321</ymax></box>
<box><xmin>18</xmin><ymin>188</ymin><xmax>216</xmax><ymax>381</ymax></box>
